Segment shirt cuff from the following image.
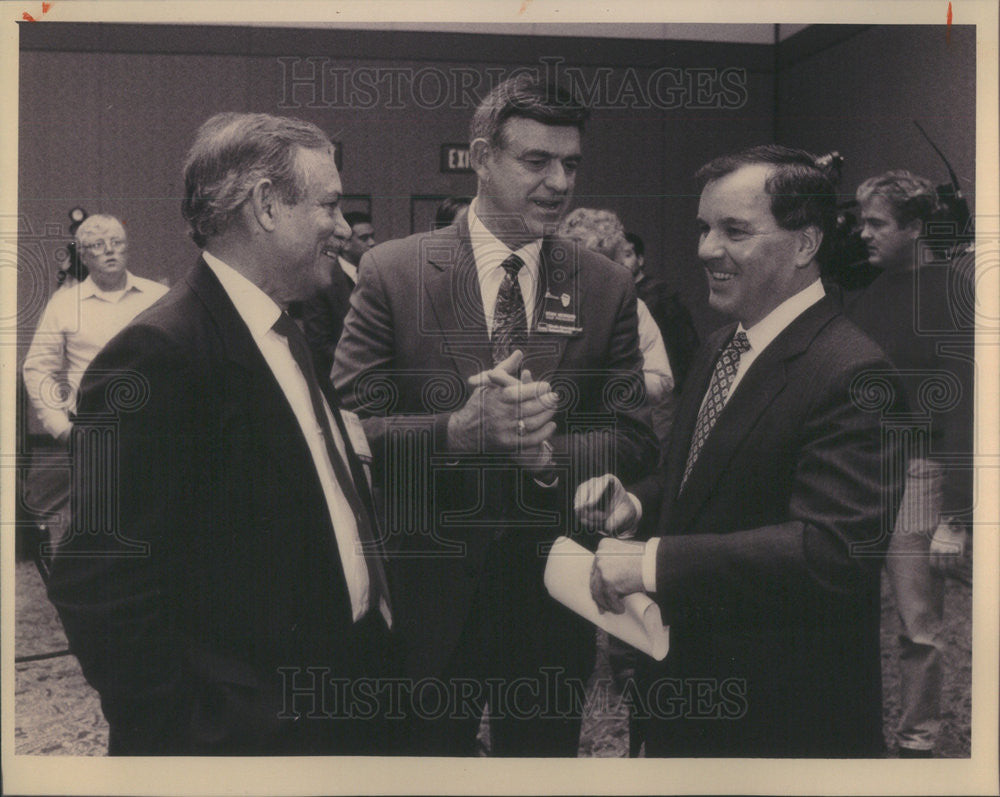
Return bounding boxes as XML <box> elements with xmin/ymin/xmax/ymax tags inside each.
<box><xmin>642</xmin><ymin>537</ymin><xmax>660</xmax><ymax>593</ymax></box>
<box><xmin>42</xmin><ymin>412</ymin><xmax>72</xmax><ymax>441</ymax></box>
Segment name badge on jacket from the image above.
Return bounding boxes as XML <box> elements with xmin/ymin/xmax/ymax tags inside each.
<box><xmin>536</xmin><ymin>289</ymin><xmax>583</xmax><ymax>336</ymax></box>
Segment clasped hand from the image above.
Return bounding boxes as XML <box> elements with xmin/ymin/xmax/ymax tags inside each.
<box><xmin>574</xmin><ymin>474</ymin><xmax>645</xmax><ymax>613</ymax></box>
<box><xmin>447</xmin><ymin>351</ymin><xmax>558</xmax><ymax>469</ymax></box>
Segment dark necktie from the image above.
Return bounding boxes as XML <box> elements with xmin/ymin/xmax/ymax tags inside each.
<box><xmin>680</xmin><ymin>330</ymin><xmax>751</xmax><ymax>491</ymax></box>
<box><xmin>491</xmin><ymin>253</ymin><xmax>527</xmax><ymax>365</ymax></box>
<box><xmin>272</xmin><ymin>312</ymin><xmax>391</xmax><ymax>621</ymax></box>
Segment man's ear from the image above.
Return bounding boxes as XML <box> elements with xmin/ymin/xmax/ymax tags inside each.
<box><xmin>795</xmin><ymin>225</ymin><xmax>822</xmax><ymax>267</ymax></box>
<box><xmin>248</xmin><ymin>178</ymin><xmax>280</xmax><ymax>232</ymax></box>
<box><xmin>470</xmin><ymin>137</ymin><xmax>493</xmax><ymax>183</ymax></box>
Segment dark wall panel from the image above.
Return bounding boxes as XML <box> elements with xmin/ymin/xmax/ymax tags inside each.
<box><xmin>19</xmin><ymin>26</ymin><xmax>773</xmax><ymax>345</ymax></box>
<box><xmin>776</xmin><ymin>25</ymin><xmax>976</xmax><ymax>207</ymax></box>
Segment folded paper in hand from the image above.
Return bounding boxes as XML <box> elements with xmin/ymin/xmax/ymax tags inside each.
<box><xmin>544</xmin><ymin>536</ymin><xmax>669</xmax><ymax>661</ymax></box>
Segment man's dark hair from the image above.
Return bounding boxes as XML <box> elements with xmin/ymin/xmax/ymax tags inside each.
<box><xmin>434</xmin><ymin>196</ymin><xmax>472</xmax><ymax>229</ymax></box>
<box><xmin>343</xmin><ymin>211</ymin><xmax>372</xmax><ymax>229</ymax></box>
<box><xmin>624</xmin><ymin>231</ymin><xmax>645</xmax><ymax>258</ymax></box>
<box><xmin>696</xmin><ymin>144</ymin><xmax>838</xmax><ymax>264</ymax></box>
<box><xmin>470</xmin><ymin>74</ymin><xmax>590</xmax><ymax>149</ymax></box>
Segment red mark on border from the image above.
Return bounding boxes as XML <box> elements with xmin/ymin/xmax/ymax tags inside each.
<box><xmin>20</xmin><ymin>3</ymin><xmax>53</xmax><ymax>22</ymax></box>
<box><xmin>518</xmin><ymin>0</ymin><xmax>533</xmax><ymax>14</ymax></box>
<box><xmin>947</xmin><ymin>2</ymin><xmax>952</xmax><ymax>44</ymax></box>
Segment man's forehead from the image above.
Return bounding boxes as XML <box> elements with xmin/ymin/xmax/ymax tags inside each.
<box><xmin>296</xmin><ymin>145</ymin><xmax>341</xmax><ymax>189</ymax></box>
<box><xmin>859</xmin><ymin>196</ymin><xmax>896</xmax><ymax>219</ymax></box>
<box><xmin>699</xmin><ymin>164</ymin><xmax>773</xmax><ymax>218</ymax></box>
<box><xmin>501</xmin><ymin>117</ymin><xmax>582</xmax><ymax>155</ymax></box>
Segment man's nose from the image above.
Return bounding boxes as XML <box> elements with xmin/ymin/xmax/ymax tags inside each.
<box><xmin>698</xmin><ymin>229</ymin><xmax>723</xmax><ymax>260</ymax></box>
<box><xmin>543</xmin><ymin>162</ymin><xmax>571</xmax><ymax>193</ymax></box>
<box><xmin>333</xmin><ymin>211</ymin><xmax>352</xmax><ymax>241</ymax></box>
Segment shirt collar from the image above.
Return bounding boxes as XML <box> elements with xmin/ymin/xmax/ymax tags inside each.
<box><xmin>202</xmin><ymin>250</ymin><xmax>282</xmax><ymax>342</ymax></box>
<box><xmin>467</xmin><ymin>197</ymin><xmax>542</xmax><ymax>281</ymax></box>
<box><xmin>79</xmin><ymin>271</ymin><xmax>140</xmax><ymax>301</ymax></box>
<box><xmin>338</xmin><ymin>255</ymin><xmax>358</xmax><ymax>284</ymax></box>
<box><xmin>739</xmin><ymin>278</ymin><xmax>826</xmax><ymax>353</ymax></box>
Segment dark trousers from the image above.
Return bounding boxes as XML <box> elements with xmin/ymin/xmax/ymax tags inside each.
<box><xmin>107</xmin><ymin>609</ymin><xmax>405</xmax><ymax>756</ymax></box>
<box><xmin>404</xmin><ymin>541</ymin><xmax>593</xmax><ymax>757</ymax></box>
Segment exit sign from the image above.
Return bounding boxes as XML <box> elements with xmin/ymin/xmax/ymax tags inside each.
<box><xmin>440</xmin><ymin>143</ymin><xmax>472</xmax><ymax>173</ymax></box>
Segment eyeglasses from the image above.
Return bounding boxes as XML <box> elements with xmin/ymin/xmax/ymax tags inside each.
<box><xmin>80</xmin><ymin>238</ymin><xmax>127</xmax><ymax>254</ymax></box>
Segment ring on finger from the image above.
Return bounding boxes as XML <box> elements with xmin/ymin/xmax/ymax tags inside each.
<box><xmin>517</xmin><ymin>419</ymin><xmax>526</xmax><ymax>436</ymax></box>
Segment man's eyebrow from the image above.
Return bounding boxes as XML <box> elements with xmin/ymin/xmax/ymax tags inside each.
<box><xmin>716</xmin><ymin>215</ymin><xmax>752</xmax><ymax>227</ymax></box>
<box><xmin>516</xmin><ymin>148</ymin><xmax>581</xmax><ymax>159</ymax></box>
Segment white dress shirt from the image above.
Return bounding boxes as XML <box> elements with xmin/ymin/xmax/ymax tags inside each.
<box><xmin>637</xmin><ymin>297</ymin><xmax>674</xmax><ymax>399</ymax></box>
<box><xmin>641</xmin><ymin>279</ymin><xmax>827</xmax><ymax>591</ymax></box>
<box><xmin>467</xmin><ymin>198</ymin><xmax>543</xmax><ymax>335</ymax></box>
<box><xmin>338</xmin><ymin>255</ymin><xmax>358</xmax><ymax>286</ymax></box>
<box><xmin>203</xmin><ymin>251</ymin><xmax>375</xmax><ymax>623</ymax></box>
<box><xmin>23</xmin><ymin>272</ymin><xmax>168</xmax><ymax>438</ymax></box>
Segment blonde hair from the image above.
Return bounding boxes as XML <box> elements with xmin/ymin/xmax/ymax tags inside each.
<box><xmin>557</xmin><ymin>207</ymin><xmax>627</xmax><ymax>261</ymax></box>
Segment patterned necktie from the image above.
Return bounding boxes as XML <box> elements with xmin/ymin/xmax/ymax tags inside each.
<box><xmin>272</xmin><ymin>312</ymin><xmax>391</xmax><ymax>621</ymax></box>
<box><xmin>680</xmin><ymin>330</ymin><xmax>751</xmax><ymax>491</ymax></box>
<box><xmin>491</xmin><ymin>253</ymin><xmax>527</xmax><ymax>365</ymax></box>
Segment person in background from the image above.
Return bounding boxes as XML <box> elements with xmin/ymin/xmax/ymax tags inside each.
<box><xmin>23</xmin><ymin>214</ymin><xmax>167</xmax><ymax>446</ymax></box>
<box><xmin>334</xmin><ymin>74</ymin><xmax>657</xmax><ymax>756</ymax></box>
<box><xmin>22</xmin><ymin>215</ymin><xmax>167</xmax><ymax>545</ymax></box>
<box><xmin>622</xmin><ymin>231</ymin><xmax>700</xmax><ymax>392</ymax></box>
<box><xmin>845</xmin><ymin>169</ymin><xmax>974</xmax><ymax>758</ymax></box>
<box><xmin>301</xmin><ymin>210</ymin><xmax>376</xmax><ymax>377</ymax></box>
<box><xmin>434</xmin><ymin>195</ymin><xmax>472</xmax><ymax>229</ymax></box>
<box><xmin>557</xmin><ymin>207</ymin><xmax>676</xmax><ymax>452</ymax></box>
<box><xmin>47</xmin><ymin>113</ymin><xmax>399</xmax><ymax>755</ymax></box>
<box><xmin>576</xmin><ymin>145</ymin><xmax>906</xmax><ymax>757</ymax></box>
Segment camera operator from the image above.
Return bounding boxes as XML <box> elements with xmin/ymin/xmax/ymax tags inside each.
<box><xmin>844</xmin><ymin>170</ymin><xmax>974</xmax><ymax>758</ymax></box>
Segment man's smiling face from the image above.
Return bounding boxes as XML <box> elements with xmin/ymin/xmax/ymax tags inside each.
<box><xmin>696</xmin><ymin>163</ymin><xmax>808</xmax><ymax>327</ymax></box>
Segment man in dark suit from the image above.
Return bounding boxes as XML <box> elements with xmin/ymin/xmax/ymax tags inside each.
<box><xmin>46</xmin><ymin>112</ymin><xmax>399</xmax><ymax>755</ymax></box>
<box><xmin>333</xmin><ymin>75</ymin><xmax>658</xmax><ymax>756</ymax></box>
<box><xmin>301</xmin><ymin>210</ymin><xmax>376</xmax><ymax>378</ymax></box>
<box><xmin>576</xmin><ymin>145</ymin><xmax>906</xmax><ymax>757</ymax></box>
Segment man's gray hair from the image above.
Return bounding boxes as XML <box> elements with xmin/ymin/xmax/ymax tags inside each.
<box><xmin>181</xmin><ymin>112</ymin><xmax>332</xmax><ymax>247</ymax></box>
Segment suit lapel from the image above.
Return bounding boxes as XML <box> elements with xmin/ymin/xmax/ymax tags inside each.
<box><xmin>186</xmin><ymin>259</ymin><xmax>273</xmax><ymax>378</ymax></box>
<box><xmin>667</xmin><ymin>297</ymin><xmax>840</xmax><ymax>533</ymax></box>
<box><xmin>186</xmin><ymin>260</ymin><xmax>336</xmax><ymax>496</ymax></box>
<box><xmin>663</xmin><ymin>325</ymin><xmax>734</xmax><ymax>502</ymax></box>
<box><xmin>421</xmin><ymin>221</ymin><xmax>493</xmax><ymax>381</ymax></box>
<box><xmin>520</xmin><ymin>237</ymin><xmax>575</xmax><ymax>381</ymax></box>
